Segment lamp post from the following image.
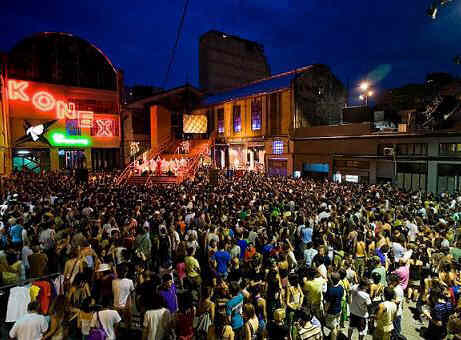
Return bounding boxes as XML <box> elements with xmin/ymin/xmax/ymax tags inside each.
<box><xmin>359</xmin><ymin>82</ymin><xmax>374</xmax><ymax>106</ymax></box>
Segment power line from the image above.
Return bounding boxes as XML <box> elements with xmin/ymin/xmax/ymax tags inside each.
<box><xmin>162</xmin><ymin>0</ymin><xmax>190</xmax><ymax>89</ymax></box>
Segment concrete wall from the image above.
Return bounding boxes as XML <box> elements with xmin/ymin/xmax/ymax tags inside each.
<box><xmin>199</xmin><ymin>31</ymin><xmax>270</xmax><ymax>92</ymax></box>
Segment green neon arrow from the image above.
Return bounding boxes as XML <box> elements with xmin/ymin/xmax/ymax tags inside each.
<box><xmin>50</xmin><ymin>132</ymin><xmax>91</xmax><ymax>146</ymax></box>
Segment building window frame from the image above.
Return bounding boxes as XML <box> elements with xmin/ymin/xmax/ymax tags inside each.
<box><xmin>273</xmin><ymin>140</ymin><xmax>283</xmax><ymax>155</ymax></box>
<box><xmin>217</xmin><ymin>108</ymin><xmax>224</xmax><ymax>134</ymax></box>
<box><xmin>251</xmin><ymin>98</ymin><xmax>262</xmax><ymax>130</ymax></box>
<box><xmin>233</xmin><ymin>105</ymin><xmax>241</xmax><ymax>133</ymax></box>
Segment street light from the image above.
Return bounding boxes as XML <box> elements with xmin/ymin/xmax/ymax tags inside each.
<box><xmin>360</xmin><ymin>82</ymin><xmax>369</xmax><ymax>91</ymax></box>
<box><xmin>359</xmin><ymin>82</ymin><xmax>374</xmax><ymax>106</ymax></box>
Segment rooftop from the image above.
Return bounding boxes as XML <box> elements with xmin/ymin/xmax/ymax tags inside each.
<box><xmin>202</xmin><ymin>65</ymin><xmax>316</xmax><ymax>106</ymax></box>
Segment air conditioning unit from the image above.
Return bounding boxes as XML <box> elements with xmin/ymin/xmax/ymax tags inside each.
<box><xmin>384</xmin><ymin>147</ymin><xmax>394</xmax><ymax>156</ymax></box>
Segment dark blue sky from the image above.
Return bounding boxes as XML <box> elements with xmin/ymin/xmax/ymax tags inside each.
<box><xmin>1</xmin><ymin>0</ymin><xmax>460</xmax><ymax>101</ymax></box>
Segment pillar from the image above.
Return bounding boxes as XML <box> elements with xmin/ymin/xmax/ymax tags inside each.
<box><xmin>369</xmin><ymin>159</ymin><xmax>377</xmax><ymax>185</ymax></box>
<box><xmin>50</xmin><ymin>148</ymin><xmax>59</xmax><ymax>171</ymax></box>
<box><xmin>84</xmin><ymin>148</ymin><xmax>92</xmax><ymax>170</ymax></box>
<box><xmin>427</xmin><ymin>161</ymin><xmax>438</xmax><ymax>193</ymax></box>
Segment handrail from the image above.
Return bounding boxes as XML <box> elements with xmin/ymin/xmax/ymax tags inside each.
<box><xmin>117</xmin><ymin>135</ymin><xmax>174</xmax><ymax>185</ymax></box>
<box><xmin>0</xmin><ymin>272</ymin><xmax>61</xmax><ymax>291</ymax></box>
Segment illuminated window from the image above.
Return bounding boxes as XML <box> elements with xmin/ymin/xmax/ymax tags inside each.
<box><xmin>251</xmin><ymin>98</ymin><xmax>262</xmax><ymax>130</ymax></box>
<box><xmin>66</xmin><ymin>119</ymin><xmax>81</xmax><ymax>136</ymax></box>
<box><xmin>233</xmin><ymin>105</ymin><xmax>241</xmax><ymax>132</ymax></box>
<box><xmin>273</xmin><ymin>140</ymin><xmax>283</xmax><ymax>154</ymax></box>
<box><xmin>217</xmin><ymin>108</ymin><xmax>224</xmax><ymax>134</ymax></box>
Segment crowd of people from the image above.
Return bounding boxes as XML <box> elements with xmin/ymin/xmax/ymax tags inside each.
<box><xmin>136</xmin><ymin>156</ymin><xmax>190</xmax><ymax>177</ymax></box>
<box><xmin>1</xmin><ymin>168</ymin><xmax>461</xmax><ymax>340</ymax></box>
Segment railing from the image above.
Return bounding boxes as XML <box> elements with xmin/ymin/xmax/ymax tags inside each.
<box><xmin>116</xmin><ymin>135</ymin><xmax>174</xmax><ymax>185</ymax></box>
<box><xmin>176</xmin><ymin>135</ymin><xmax>215</xmax><ymax>183</ymax></box>
<box><xmin>0</xmin><ymin>272</ymin><xmax>61</xmax><ymax>292</ymax></box>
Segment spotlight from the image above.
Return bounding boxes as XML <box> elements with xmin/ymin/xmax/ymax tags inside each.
<box><xmin>427</xmin><ymin>4</ymin><xmax>438</xmax><ymax>19</ymax></box>
<box><xmin>368</xmin><ymin>91</ymin><xmax>374</xmax><ymax>96</ymax></box>
<box><xmin>360</xmin><ymin>82</ymin><xmax>369</xmax><ymax>91</ymax></box>
<box><xmin>439</xmin><ymin>0</ymin><xmax>452</xmax><ymax>7</ymax></box>
<box><xmin>359</xmin><ymin>95</ymin><xmax>365</xmax><ymax>101</ymax></box>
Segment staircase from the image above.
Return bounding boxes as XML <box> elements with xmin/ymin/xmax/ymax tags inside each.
<box><xmin>119</xmin><ymin>133</ymin><xmax>215</xmax><ymax>186</ymax></box>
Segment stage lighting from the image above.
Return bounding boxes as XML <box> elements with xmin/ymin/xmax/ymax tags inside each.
<box><xmin>427</xmin><ymin>4</ymin><xmax>438</xmax><ymax>19</ymax></box>
<box><xmin>455</xmin><ymin>55</ymin><xmax>461</xmax><ymax>65</ymax></box>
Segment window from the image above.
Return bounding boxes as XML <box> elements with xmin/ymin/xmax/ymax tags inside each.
<box><xmin>396</xmin><ymin>163</ymin><xmax>427</xmax><ymax>191</ymax></box>
<box><xmin>437</xmin><ymin>163</ymin><xmax>461</xmax><ymax>193</ymax></box>
<box><xmin>217</xmin><ymin>108</ymin><xmax>224</xmax><ymax>134</ymax></box>
<box><xmin>392</xmin><ymin>144</ymin><xmax>428</xmax><ymax>156</ymax></box>
<box><xmin>58</xmin><ymin>149</ymin><xmax>85</xmax><ymax>169</ymax></box>
<box><xmin>440</xmin><ymin>143</ymin><xmax>461</xmax><ymax>155</ymax></box>
<box><xmin>273</xmin><ymin>140</ymin><xmax>283</xmax><ymax>154</ymax></box>
<box><xmin>65</xmin><ymin>119</ymin><xmax>81</xmax><ymax>136</ymax></box>
<box><xmin>233</xmin><ymin>105</ymin><xmax>241</xmax><ymax>132</ymax></box>
<box><xmin>251</xmin><ymin>98</ymin><xmax>262</xmax><ymax>130</ymax></box>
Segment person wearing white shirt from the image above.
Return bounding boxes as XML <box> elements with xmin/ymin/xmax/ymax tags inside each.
<box><xmin>9</xmin><ymin>301</ymin><xmax>48</xmax><ymax>340</ymax></box>
<box><xmin>406</xmin><ymin>220</ymin><xmax>418</xmax><ymax>242</ymax></box>
<box><xmin>143</xmin><ymin>299</ymin><xmax>172</xmax><ymax>340</ymax></box>
<box><xmin>112</xmin><ymin>270</ymin><xmax>135</xmax><ymax>309</ymax></box>
<box><xmin>90</xmin><ymin>308</ymin><xmax>121</xmax><ymax>340</ymax></box>
<box><xmin>348</xmin><ymin>280</ymin><xmax>372</xmax><ymax>340</ymax></box>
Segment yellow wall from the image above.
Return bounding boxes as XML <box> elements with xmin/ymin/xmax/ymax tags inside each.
<box><xmin>198</xmin><ymin>89</ymin><xmax>293</xmax><ymax>140</ymax></box>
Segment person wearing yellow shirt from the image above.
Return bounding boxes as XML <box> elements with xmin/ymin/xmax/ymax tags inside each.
<box><xmin>184</xmin><ymin>247</ymin><xmax>201</xmax><ymax>288</ymax></box>
<box><xmin>303</xmin><ymin>268</ymin><xmax>327</xmax><ymax>321</ymax></box>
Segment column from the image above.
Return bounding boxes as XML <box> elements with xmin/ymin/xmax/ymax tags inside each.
<box><xmin>249</xmin><ymin>150</ymin><xmax>254</xmax><ymax>170</ymax></box>
<box><xmin>50</xmin><ymin>148</ymin><xmax>59</xmax><ymax>171</ymax></box>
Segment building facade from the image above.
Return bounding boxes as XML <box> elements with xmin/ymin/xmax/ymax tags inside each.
<box><xmin>199</xmin><ymin>30</ymin><xmax>270</xmax><ymax>93</ymax></box>
<box><xmin>3</xmin><ymin>32</ymin><xmax>122</xmax><ymax>173</ymax></box>
<box><xmin>292</xmin><ymin>124</ymin><xmax>461</xmax><ymax>193</ymax></box>
<box><xmin>194</xmin><ymin>64</ymin><xmax>346</xmax><ymax>175</ymax></box>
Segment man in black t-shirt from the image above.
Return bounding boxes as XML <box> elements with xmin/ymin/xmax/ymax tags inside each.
<box><xmin>324</xmin><ymin>272</ymin><xmax>344</xmax><ymax>340</ymax></box>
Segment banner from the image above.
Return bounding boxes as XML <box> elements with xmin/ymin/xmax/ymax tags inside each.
<box><xmin>183</xmin><ymin>114</ymin><xmax>207</xmax><ymax>133</ymax></box>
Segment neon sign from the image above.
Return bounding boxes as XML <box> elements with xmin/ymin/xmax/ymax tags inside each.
<box><xmin>8</xmin><ymin>80</ymin><xmax>94</xmax><ymax>128</ymax></box>
<box><xmin>95</xmin><ymin>119</ymin><xmax>114</xmax><ymax>136</ymax></box>
<box><xmin>50</xmin><ymin>132</ymin><xmax>91</xmax><ymax>146</ymax></box>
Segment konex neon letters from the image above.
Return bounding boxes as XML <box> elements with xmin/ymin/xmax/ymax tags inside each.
<box><xmin>95</xmin><ymin>119</ymin><xmax>114</xmax><ymax>136</ymax></box>
<box><xmin>8</xmin><ymin>80</ymin><xmax>94</xmax><ymax>128</ymax></box>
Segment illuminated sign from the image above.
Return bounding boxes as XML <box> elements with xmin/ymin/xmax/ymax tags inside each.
<box><xmin>183</xmin><ymin>114</ymin><xmax>208</xmax><ymax>133</ymax></box>
<box><xmin>8</xmin><ymin>80</ymin><xmax>94</xmax><ymax>128</ymax></box>
<box><xmin>95</xmin><ymin>119</ymin><xmax>114</xmax><ymax>136</ymax></box>
<box><xmin>50</xmin><ymin>132</ymin><xmax>91</xmax><ymax>146</ymax></box>
<box><xmin>15</xmin><ymin>120</ymin><xmax>57</xmax><ymax>146</ymax></box>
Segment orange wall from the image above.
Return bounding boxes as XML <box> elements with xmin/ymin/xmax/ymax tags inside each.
<box><xmin>7</xmin><ymin>79</ymin><xmax>120</xmax><ymax>148</ymax></box>
<box><xmin>150</xmin><ymin>105</ymin><xmax>171</xmax><ymax>149</ymax></box>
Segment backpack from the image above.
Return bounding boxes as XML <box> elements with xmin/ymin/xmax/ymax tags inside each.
<box><xmin>88</xmin><ymin>312</ymin><xmax>107</xmax><ymax>340</ymax></box>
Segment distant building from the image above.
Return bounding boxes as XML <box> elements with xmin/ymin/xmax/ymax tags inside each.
<box><xmin>199</xmin><ymin>30</ymin><xmax>270</xmax><ymax>93</ymax></box>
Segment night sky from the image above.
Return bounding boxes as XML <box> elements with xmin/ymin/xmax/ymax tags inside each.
<box><xmin>1</xmin><ymin>0</ymin><xmax>460</xmax><ymax>102</ymax></box>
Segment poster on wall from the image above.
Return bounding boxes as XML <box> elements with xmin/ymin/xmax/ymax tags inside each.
<box><xmin>183</xmin><ymin>114</ymin><xmax>207</xmax><ymax>133</ymax></box>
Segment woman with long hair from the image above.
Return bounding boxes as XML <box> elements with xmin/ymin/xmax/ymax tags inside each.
<box><xmin>42</xmin><ymin>295</ymin><xmax>69</xmax><ymax>340</ymax></box>
<box><xmin>207</xmin><ymin>312</ymin><xmax>234</xmax><ymax>340</ymax></box>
